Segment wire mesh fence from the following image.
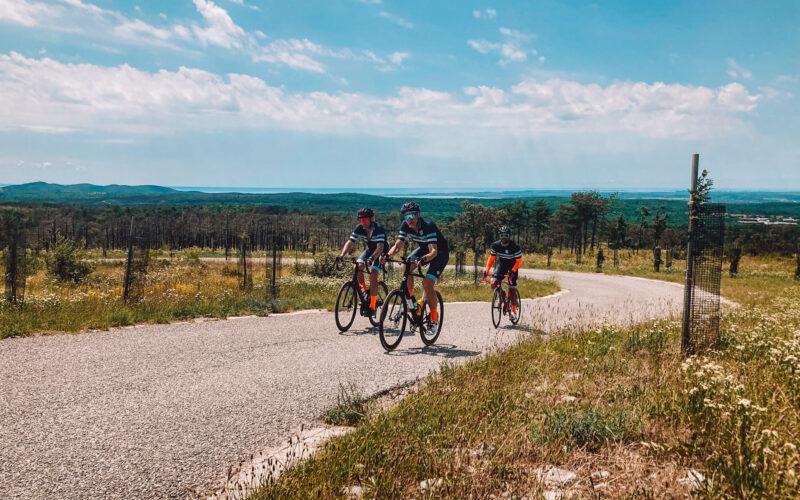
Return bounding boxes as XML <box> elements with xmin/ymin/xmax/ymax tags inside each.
<box><xmin>684</xmin><ymin>203</ymin><xmax>726</xmax><ymax>352</ymax></box>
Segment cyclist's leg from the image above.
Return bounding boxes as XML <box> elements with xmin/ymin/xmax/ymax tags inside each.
<box><xmin>356</xmin><ymin>249</ymin><xmax>370</xmax><ymax>294</ymax></box>
<box><xmin>423</xmin><ymin>251</ymin><xmax>449</xmax><ymax>321</ymax></box>
<box><xmin>491</xmin><ymin>265</ymin><xmax>505</xmax><ymax>291</ymax></box>
<box><xmin>407</xmin><ymin>248</ymin><xmax>423</xmax><ymax>300</ymax></box>
<box><xmin>507</xmin><ymin>268</ymin><xmax>519</xmax><ymax>311</ymax></box>
<box><xmin>367</xmin><ymin>253</ymin><xmax>382</xmax><ymax>311</ymax></box>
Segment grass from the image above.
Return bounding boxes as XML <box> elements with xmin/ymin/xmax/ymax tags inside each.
<box><xmin>0</xmin><ymin>255</ymin><xmax>558</xmax><ymax>339</ymax></box>
<box><xmin>250</xmin><ymin>258</ymin><xmax>800</xmax><ymax>499</ymax></box>
<box><xmin>324</xmin><ymin>383</ymin><xmax>369</xmax><ymax>427</ymax></box>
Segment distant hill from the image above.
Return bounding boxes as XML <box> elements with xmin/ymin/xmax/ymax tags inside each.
<box><xmin>0</xmin><ymin>182</ymin><xmax>182</xmax><ymax>199</ymax></box>
<box><xmin>1</xmin><ymin>182</ymin><xmax>799</xmax><ymax>222</ymax></box>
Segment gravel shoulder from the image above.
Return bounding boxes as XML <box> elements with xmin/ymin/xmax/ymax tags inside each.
<box><xmin>0</xmin><ymin>270</ymin><xmax>685</xmax><ymax>499</ymax></box>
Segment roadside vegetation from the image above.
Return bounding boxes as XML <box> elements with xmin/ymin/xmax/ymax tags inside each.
<box><xmin>0</xmin><ymin>250</ymin><xmax>558</xmax><ymax>339</ymax></box>
<box><xmin>252</xmin><ymin>257</ymin><xmax>799</xmax><ymax>499</ymax></box>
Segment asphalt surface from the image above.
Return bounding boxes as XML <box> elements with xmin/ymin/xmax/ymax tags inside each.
<box><xmin>0</xmin><ymin>269</ymin><xmax>685</xmax><ymax>499</ymax></box>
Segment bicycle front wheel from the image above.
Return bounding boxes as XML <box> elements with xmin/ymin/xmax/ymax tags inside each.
<box><xmin>509</xmin><ymin>289</ymin><xmax>522</xmax><ymax>325</ymax></box>
<box><xmin>420</xmin><ymin>291</ymin><xmax>444</xmax><ymax>346</ymax></box>
<box><xmin>379</xmin><ymin>290</ymin><xmax>407</xmax><ymax>351</ymax></box>
<box><xmin>491</xmin><ymin>288</ymin><xmax>503</xmax><ymax>328</ymax></box>
<box><xmin>368</xmin><ymin>281</ymin><xmax>390</xmax><ymax>327</ymax></box>
<box><xmin>335</xmin><ymin>282</ymin><xmax>357</xmax><ymax>332</ymax></box>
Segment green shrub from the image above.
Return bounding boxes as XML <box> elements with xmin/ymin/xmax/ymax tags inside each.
<box><xmin>324</xmin><ymin>382</ymin><xmax>367</xmax><ymax>426</ymax></box>
<box><xmin>311</xmin><ymin>253</ymin><xmax>340</xmax><ymax>278</ymax></box>
<box><xmin>183</xmin><ymin>249</ymin><xmax>202</xmax><ymax>265</ymax></box>
<box><xmin>531</xmin><ymin>406</ymin><xmax>638</xmax><ymax>451</ymax></box>
<box><xmin>45</xmin><ymin>236</ymin><xmax>94</xmax><ymax>283</ymax></box>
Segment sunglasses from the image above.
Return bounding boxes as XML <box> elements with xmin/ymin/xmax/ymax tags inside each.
<box><xmin>499</xmin><ymin>233</ymin><xmax>511</xmax><ymax>238</ymax></box>
<box><xmin>403</xmin><ymin>213</ymin><xmax>419</xmax><ymax>221</ymax></box>
<box><xmin>360</xmin><ymin>218</ymin><xmax>370</xmax><ymax>225</ymax></box>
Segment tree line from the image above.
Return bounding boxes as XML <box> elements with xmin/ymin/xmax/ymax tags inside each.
<box><xmin>2</xmin><ymin>191</ymin><xmax>800</xmax><ymax>302</ymax></box>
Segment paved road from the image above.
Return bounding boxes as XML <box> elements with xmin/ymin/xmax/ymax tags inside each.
<box><xmin>0</xmin><ymin>269</ymin><xmax>685</xmax><ymax>499</ymax></box>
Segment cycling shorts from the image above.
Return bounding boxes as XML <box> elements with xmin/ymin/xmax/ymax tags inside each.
<box><xmin>491</xmin><ymin>262</ymin><xmax>518</xmax><ymax>288</ymax></box>
<box><xmin>409</xmin><ymin>248</ymin><xmax>450</xmax><ymax>282</ymax></box>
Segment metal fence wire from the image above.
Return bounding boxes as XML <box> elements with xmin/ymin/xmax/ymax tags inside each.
<box><xmin>685</xmin><ymin>203</ymin><xmax>726</xmax><ymax>352</ymax></box>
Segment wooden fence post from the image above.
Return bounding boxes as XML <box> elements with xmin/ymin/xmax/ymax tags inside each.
<box><xmin>122</xmin><ymin>216</ymin><xmax>134</xmax><ymax>302</ymax></box>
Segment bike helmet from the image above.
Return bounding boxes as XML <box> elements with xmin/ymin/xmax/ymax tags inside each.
<box><xmin>357</xmin><ymin>207</ymin><xmax>374</xmax><ymax>218</ymax></box>
<box><xmin>498</xmin><ymin>225</ymin><xmax>511</xmax><ymax>236</ymax></box>
<box><xmin>400</xmin><ymin>201</ymin><xmax>420</xmax><ymax>214</ymax></box>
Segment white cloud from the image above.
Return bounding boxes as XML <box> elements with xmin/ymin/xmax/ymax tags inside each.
<box><xmin>0</xmin><ymin>0</ymin><xmax>61</xmax><ymax>27</ymax></box>
<box><xmin>192</xmin><ymin>0</ymin><xmax>244</xmax><ymax>49</ymax></box>
<box><xmin>727</xmin><ymin>58</ymin><xmax>752</xmax><ymax>80</ymax></box>
<box><xmin>467</xmin><ymin>40</ymin><xmax>499</xmax><ymax>54</ymax></box>
<box><xmin>0</xmin><ymin>53</ymin><xmax>763</xmax><ymax>144</ymax></box>
<box><xmin>389</xmin><ymin>52</ymin><xmax>409</xmax><ymax>65</ymax></box>
<box><xmin>378</xmin><ymin>11</ymin><xmax>413</xmax><ymax>29</ymax></box>
<box><xmin>716</xmin><ymin>82</ymin><xmax>760</xmax><ymax>111</ymax></box>
<box><xmin>464</xmin><ymin>85</ymin><xmax>506</xmax><ymax>106</ymax></box>
<box><xmin>115</xmin><ymin>19</ymin><xmax>191</xmax><ymax>43</ymax></box>
<box><xmin>469</xmin><ymin>27</ymin><xmax>538</xmax><ymax>66</ymax></box>
<box><xmin>2</xmin><ymin>0</ymin><xmax>406</xmax><ymax>74</ymax></box>
<box><xmin>473</xmin><ymin>8</ymin><xmax>497</xmax><ymax>20</ymax></box>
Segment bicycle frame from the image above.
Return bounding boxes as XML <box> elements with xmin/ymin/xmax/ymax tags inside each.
<box><xmin>385</xmin><ymin>258</ymin><xmax>428</xmax><ymax>325</ymax></box>
<box><xmin>489</xmin><ymin>272</ymin><xmax>521</xmax><ymax>327</ymax></box>
<box><xmin>339</xmin><ymin>257</ymin><xmax>385</xmax><ymax>286</ymax></box>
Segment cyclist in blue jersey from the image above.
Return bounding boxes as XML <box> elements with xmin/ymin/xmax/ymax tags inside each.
<box><xmin>484</xmin><ymin>225</ymin><xmax>523</xmax><ymax>313</ymax></box>
<box><xmin>383</xmin><ymin>201</ymin><xmax>449</xmax><ymax>335</ymax></box>
<box><xmin>336</xmin><ymin>207</ymin><xmax>386</xmax><ymax>314</ymax></box>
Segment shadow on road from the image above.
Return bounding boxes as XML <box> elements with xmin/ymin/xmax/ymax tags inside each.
<box><xmin>384</xmin><ymin>343</ymin><xmax>481</xmax><ymax>358</ymax></box>
<box><xmin>338</xmin><ymin>326</ymin><xmax>379</xmax><ymax>337</ymax></box>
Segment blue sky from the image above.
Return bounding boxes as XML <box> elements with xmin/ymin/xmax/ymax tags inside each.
<box><xmin>0</xmin><ymin>0</ymin><xmax>798</xmax><ymax>189</ymax></box>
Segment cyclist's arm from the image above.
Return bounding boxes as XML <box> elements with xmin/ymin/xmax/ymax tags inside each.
<box><xmin>387</xmin><ymin>239</ymin><xmax>403</xmax><ymax>257</ymax></box>
<box><xmin>369</xmin><ymin>242</ymin><xmax>385</xmax><ymax>268</ymax></box>
<box><xmin>512</xmin><ymin>256</ymin><xmax>522</xmax><ymax>272</ymax></box>
<box><xmin>419</xmin><ymin>243</ymin><xmax>437</xmax><ymax>263</ymax></box>
<box><xmin>485</xmin><ymin>255</ymin><xmax>496</xmax><ymax>274</ymax></box>
<box><xmin>340</xmin><ymin>239</ymin><xmax>354</xmax><ymax>257</ymax></box>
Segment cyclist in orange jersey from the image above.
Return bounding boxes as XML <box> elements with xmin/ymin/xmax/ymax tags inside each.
<box><xmin>484</xmin><ymin>226</ymin><xmax>522</xmax><ymax>313</ymax></box>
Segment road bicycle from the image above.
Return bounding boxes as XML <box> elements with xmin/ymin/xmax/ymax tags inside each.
<box><xmin>334</xmin><ymin>257</ymin><xmax>388</xmax><ymax>332</ymax></box>
<box><xmin>490</xmin><ymin>274</ymin><xmax>522</xmax><ymax>328</ymax></box>
<box><xmin>378</xmin><ymin>257</ymin><xmax>444</xmax><ymax>351</ymax></box>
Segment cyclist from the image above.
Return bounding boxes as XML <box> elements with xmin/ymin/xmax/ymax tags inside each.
<box><xmin>384</xmin><ymin>201</ymin><xmax>449</xmax><ymax>335</ymax></box>
<box><xmin>484</xmin><ymin>226</ymin><xmax>523</xmax><ymax>313</ymax></box>
<box><xmin>336</xmin><ymin>208</ymin><xmax>386</xmax><ymax>315</ymax></box>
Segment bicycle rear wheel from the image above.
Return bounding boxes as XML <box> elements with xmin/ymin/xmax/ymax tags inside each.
<box><xmin>420</xmin><ymin>291</ymin><xmax>444</xmax><ymax>346</ymax></box>
<box><xmin>335</xmin><ymin>282</ymin><xmax>357</xmax><ymax>332</ymax></box>
<box><xmin>491</xmin><ymin>288</ymin><xmax>503</xmax><ymax>328</ymax></box>
<box><xmin>509</xmin><ymin>289</ymin><xmax>522</xmax><ymax>325</ymax></box>
<box><xmin>368</xmin><ymin>281</ymin><xmax>390</xmax><ymax>327</ymax></box>
<box><xmin>379</xmin><ymin>290</ymin><xmax>407</xmax><ymax>351</ymax></box>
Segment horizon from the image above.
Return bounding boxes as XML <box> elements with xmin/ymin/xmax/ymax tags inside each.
<box><xmin>3</xmin><ymin>181</ymin><xmax>800</xmax><ymax>196</ymax></box>
<box><xmin>1</xmin><ymin>1</ymin><xmax>798</xmax><ymax>189</ymax></box>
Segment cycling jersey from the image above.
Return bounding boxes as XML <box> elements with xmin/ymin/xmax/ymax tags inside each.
<box><xmin>486</xmin><ymin>239</ymin><xmax>522</xmax><ymax>288</ymax></box>
<box><xmin>397</xmin><ymin>218</ymin><xmax>449</xmax><ymax>254</ymax></box>
<box><xmin>349</xmin><ymin>221</ymin><xmax>387</xmax><ymax>253</ymax></box>
<box><xmin>490</xmin><ymin>239</ymin><xmax>522</xmax><ymax>262</ymax></box>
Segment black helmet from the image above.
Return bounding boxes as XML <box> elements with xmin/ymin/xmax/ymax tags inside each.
<box><xmin>498</xmin><ymin>225</ymin><xmax>511</xmax><ymax>235</ymax></box>
<box><xmin>400</xmin><ymin>201</ymin><xmax>420</xmax><ymax>214</ymax></box>
<box><xmin>357</xmin><ymin>207</ymin><xmax>374</xmax><ymax>218</ymax></box>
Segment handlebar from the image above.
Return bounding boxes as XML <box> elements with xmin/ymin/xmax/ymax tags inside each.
<box><xmin>334</xmin><ymin>256</ymin><xmax>384</xmax><ymax>272</ymax></box>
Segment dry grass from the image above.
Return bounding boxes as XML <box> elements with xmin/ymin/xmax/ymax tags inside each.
<box><xmin>1</xmin><ymin>256</ymin><xmax>558</xmax><ymax>339</ymax></box>
<box><xmin>251</xmin><ymin>259</ymin><xmax>800</xmax><ymax>499</ymax></box>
